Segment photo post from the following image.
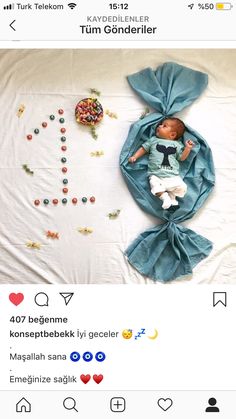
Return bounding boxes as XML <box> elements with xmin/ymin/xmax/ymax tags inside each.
<box><xmin>0</xmin><ymin>1</ymin><xmax>235</xmax><ymax>417</ymax></box>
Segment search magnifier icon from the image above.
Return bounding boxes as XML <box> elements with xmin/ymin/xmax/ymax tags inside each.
<box><xmin>63</xmin><ymin>397</ymin><xmax>78</xmax><ymax>412</ymax></box>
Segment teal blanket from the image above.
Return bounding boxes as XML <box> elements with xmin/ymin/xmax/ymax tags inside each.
<box><xmin>120</xmin><ymin>62</ymin><xmax>215</xmax><ymax>282</ymax></box>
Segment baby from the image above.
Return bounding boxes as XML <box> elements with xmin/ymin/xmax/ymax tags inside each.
<box><xmin>128</xmin><ymin>118</ymin><xmax>194</xmax><ymax>209</ymax></box>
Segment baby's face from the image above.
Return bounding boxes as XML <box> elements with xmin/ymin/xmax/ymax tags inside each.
<box><xmin>156</xmin><ymin>119</ymin><xmax>177</xmax><ymax>140</ymax></box>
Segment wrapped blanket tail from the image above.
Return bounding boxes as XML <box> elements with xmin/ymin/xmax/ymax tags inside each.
<box><xmin>120</xmin><ymin>62</ymin><xmax>215</xmax><ymax>282</ymax></box>
<box><xmin>125</xmin><ymin>222</ymin><xmax>213</xmax><ymax>282</ymax></box>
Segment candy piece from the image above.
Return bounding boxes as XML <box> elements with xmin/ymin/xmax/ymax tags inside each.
<box><xmin>62</xmin><ymin>167</ymin><xmax>67</xmax><ymax>173</ymax></box>
<box><xmin>34</xmin><ymin>199</ymin><xmax>40</xmax><ymax>206</ymax></box>
<box><xmin>50</xmin><ymin>115</ymin><xmax>55</xmax><ymax>120</ymax></box>
<box><xmin>43</xmin><ymin>199</ymin><xmax>49</xmax><ymax>205</ymax></box>
<box><xmin>61</xmin><ymin>145</ymin><xmax>67</xmax><ymax>151</ymax></box>
<box><xmin>22</xmin><ymin>164</ymin><xmax>34</xmax><ymax>175</ymax></box>
<box><xmin>26</xmin><ymin>241</ymin><xmax>41</xmax><ymax>249</ymax></box>
<box><xmin>61</xmin><ymin>136</ymin><xmax>66</xmax><ymax>142</ymax></box>
<box><xmin>27</xmin><ymin>134</ymin><xmax>32</xmax><ymax>140</ymax></box>
<box><xmin>108</xmin><ymin>209</ymin><xmax>121</xmax><ymax>219</ymax></box>
<box><xmin>72</xmin><ymin>198</ymin><xmax>78</xmax><ymax>204</ymax></box>
<box><xmin>59</xmin><ymin>118</ymin><xmax>65</xmax><ymax>123</ymax></box>
<box><xmin>34</xmin><ymin>128</ymin><xmax>39</xmax><ymax>134</ymax></box>
<box><xmin>61</xmin><ymin>128</ymin><xmax>66</xmax><ymax>133</ymax></box>
<box><xmin>62</xmin><ymin>198</ymin><xmax>67</xmax><ymax>204</ymax></box>
<box><xmin>17</xmin><ymin>104</ymin><xmax>25</xmax><ymax>117</ymax></box>
<box><xmin>82</xmin><ymin>197</ymin><xmax>87</xmax><ymax>203</ymax></box>
<box><xmin>52</xmin><ymin>199</ymin><xmax>58</xmax><ymax>205</ymax></box>
<box><xmin>42</xmin><ymin>122</ymin><xmax>47</xmax><ymax>128</ymax></box>
<box><xmin>61</xmin><ymin>157</ymin><xmax>67</xmax><ymax>163</ymax></box>
<box><xmin>46</xmin><ymin>231</ymin><xmax>59</xmax><ymax>239</ymax></box>
<box><xmin>58</xmin><ymin>109</ymin><xmax>64</xmax><ymax>115</ymax></box>
<box><xmin>63</xmin><ymin>188</ymin><xmax>68</xmax><ymax>194</ymax></box>
<box><xmin>90</xmin><ymin>196</ymin><xmax>95</xmax><ymax>203</ymax></box>
<box><xmin>63</xmin><ymin>179</ymin><xmax>68</xmax><ymax>184</ymax></box>
<box><xmin>78</xmin><ymin>227</ymin><xmax>93</xmax><ymax>234</ymax></box>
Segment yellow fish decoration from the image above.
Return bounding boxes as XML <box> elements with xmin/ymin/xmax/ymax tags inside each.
<box><xmin>105</xmin><ymin>109</ymin><xmax>118</xmax><ymax>119</ymax></box>
<box><xmin>90</xmin><ymin>150</ymin><xmax>104</xmax><ymax>157</ymax></box>
<box><xmin>78</xmin><ymin>227</ymin><xmax>93</xmax><ymax>234</ymax></box>
<box><xmin>17</xmin><ymin>104</ymin><xmax>25</xmax><ymax>117</ymax></box>
<box><xmin>26</xmin><ymin>241</ymin><xmax>41</xmax><ymax>249</ymax></box>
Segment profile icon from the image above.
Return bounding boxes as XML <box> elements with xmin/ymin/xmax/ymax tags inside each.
<box><xmin>205</xmin><ymin>397</ymin><xmax>220</xmax><ymax>412</ymax></box>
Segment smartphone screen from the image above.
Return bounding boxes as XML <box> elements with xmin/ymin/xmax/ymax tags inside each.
<box><xmin>0</xmin><ymin>1</ymin><xmax>235</xmax><ymax>417</ymax></box>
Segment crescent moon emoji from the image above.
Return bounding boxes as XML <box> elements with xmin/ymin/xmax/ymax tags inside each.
<box><xmin>147</xmin><ymin>329</ymin><xmax>158</xmax><ymax>340</ymax></box>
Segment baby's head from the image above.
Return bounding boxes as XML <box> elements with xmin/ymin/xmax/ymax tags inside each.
<box><xmin>156</xmin><ymin>118</ymin><xmax>185</xmax><ymax>141</ymax></box>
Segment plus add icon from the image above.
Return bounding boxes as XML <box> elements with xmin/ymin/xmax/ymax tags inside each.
<box><xmin>110</xmin><ymin>397</ymin><xmax>126</xmax><ymax>412</ymax></box>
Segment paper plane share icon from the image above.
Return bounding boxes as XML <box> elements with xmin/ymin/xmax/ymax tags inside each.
<box><xmin>59</xmin><ymin>292</ymin><xmax>74</xmax><ymax>306</ymax></box>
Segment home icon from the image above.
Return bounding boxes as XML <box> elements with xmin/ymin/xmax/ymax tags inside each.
<box><xmin>16</xmin><ymin>397</ymin><xmax>31</xmax><ymax>413</ymax></box>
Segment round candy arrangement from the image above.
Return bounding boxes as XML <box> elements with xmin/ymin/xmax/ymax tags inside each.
<box><xmin>75</xmin><ymin>98</ymin><xmax>103</xmax><ymax>126</ymax></box>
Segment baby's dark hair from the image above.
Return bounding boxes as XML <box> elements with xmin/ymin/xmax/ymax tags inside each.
<box><xmin>163</xmin><ymin>117</ymin><xmax>185</xmax><ymax>140</ymax></box>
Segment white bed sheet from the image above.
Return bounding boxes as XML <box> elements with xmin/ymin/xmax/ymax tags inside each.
<box><xmin>0</xmin><ymin>49</ymin><xmax>235</xmax><ymax>284</ymax></box>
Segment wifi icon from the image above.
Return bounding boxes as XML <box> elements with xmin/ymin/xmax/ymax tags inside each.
<box><xmin>68</xmin><ymin>2</ymin><xmax>77</xmax><ymax>9</ymax></box>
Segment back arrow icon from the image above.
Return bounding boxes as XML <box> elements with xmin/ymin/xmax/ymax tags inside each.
<box><xmin>10</xmin><ymin>20</ymin><xmax>16</xmax><ymax>31</ymax></box>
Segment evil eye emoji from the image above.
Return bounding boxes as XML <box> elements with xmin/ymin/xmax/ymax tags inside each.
<box><xmin>83</xmin><ymin>351</ymin><xmax>93</xmax><ymax>362</ymax></box>
<box><xmin>95</xmin><ymin>351</ymin><xmax>106</xmax><ymax>362</ymax></box>
<box><xmin>70</xmin><ymin>352</ymin><xmax>80</xmax><ymax>362</ymax></box>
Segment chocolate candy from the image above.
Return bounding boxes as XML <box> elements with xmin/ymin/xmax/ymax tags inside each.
<box><xmin>42</xmin><ymin>122</ymin><xmax>47</xmax><ymax>128</ymax></box>
<box><xmin>34</xmin><ymin>199</ymin><xmax>40</xmax><ymax>206</ymax></box>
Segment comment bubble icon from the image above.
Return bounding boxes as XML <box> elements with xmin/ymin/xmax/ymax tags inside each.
<box><xmin>34</xmin><ymin>292</ymin><xmax>49</xmax><ymax>307</ymax></box>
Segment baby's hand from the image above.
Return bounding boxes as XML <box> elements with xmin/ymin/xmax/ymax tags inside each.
<box><xmin>128</xmin><ymin>156</ymin><xmax>136</xmax><ymax>163</ymax></box>
<box><xmin>186</xmin><ymin>139</ymin><xmax>194</xmax><ymax>149</ymax></box>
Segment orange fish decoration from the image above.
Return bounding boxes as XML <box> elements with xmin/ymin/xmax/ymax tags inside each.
<box><xmin>46</xmin><ymin>231</ymin><xmax>59</xmax><ymax>239</ymax></box>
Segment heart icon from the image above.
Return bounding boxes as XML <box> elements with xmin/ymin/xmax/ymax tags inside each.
<box><xmin>80</xmin><ymin>374</ymin><xmax>91</xmax><ymax>384</ymax></box>
<box><xmin>157</xmin><ymin>398</ymin><xmax>173</xmax><ymax>411</ymax></box>
<box><xmin>9</xmin><ymin>293</ymin><xmax>24</xmax><ymax>306</ymax></box>
<box><xmin>93</xmin><ymin>374</ymin><xmax>103</xmax><ymax>384</ymax></box>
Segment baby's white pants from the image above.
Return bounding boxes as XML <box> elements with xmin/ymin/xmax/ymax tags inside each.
<box><xmin>149</xmin><ymin>175</ymin><xmax>187</xmax><ymax>198</ymax></box>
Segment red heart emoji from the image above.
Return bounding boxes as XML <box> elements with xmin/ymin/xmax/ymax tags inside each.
<box><xmin>9</xmin><ymin>293</ymin><xmax>24</xmax><ymax>306</ymax></box>
<box><xmin>80</xmin><ymin>374</ymin><xmax>91</xmax><ymax>384</ymax></box>
<box><xmin>93</xmin><ymin>374</ymin><xmax>103</xmax><ymax>384</ymax></box>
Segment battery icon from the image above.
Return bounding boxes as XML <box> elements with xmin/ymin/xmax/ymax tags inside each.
<box><xmin>216</xmin><ymin>3</ymin><xmax>233</xmax><ymax>9</ymax></box>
